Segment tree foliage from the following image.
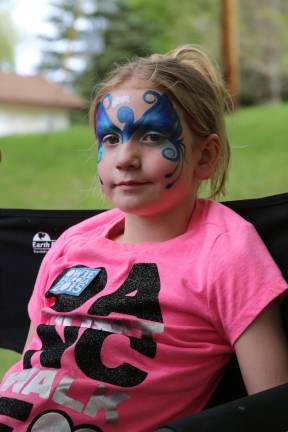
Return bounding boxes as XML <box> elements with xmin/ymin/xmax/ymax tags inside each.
<box><xmin>38</xmin><ymin>0</ymin><xmax>158</xmax><ymax>100</ymax></box>
<box><xmin>128</xmin><ymin>0</ymin><xmax>219</xmax><ymax>58</ymax></box>
<box><xmin>75</xmin><ymin>0</ymin><xmax>159</xmax><ymax>100</ymax></box>
<box><xmin>37</xmin><ymin>0</ymin><xmax>94</xmax><ymax>83</ymax></box>
<box><xmin>239</xmin><ymin>0</ymin><xmax>288</xmax><ymax>104</ymax></box>
<box><xmin>37</xmin><ymin>0</ymin><xmax>288</xmax><ymax>105</ymax></box>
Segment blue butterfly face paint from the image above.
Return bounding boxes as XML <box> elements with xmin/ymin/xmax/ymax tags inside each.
<box><xmin>96</xmin><ymin>90</ymin><xmax>186</xmax><ymax>189</ymax></box>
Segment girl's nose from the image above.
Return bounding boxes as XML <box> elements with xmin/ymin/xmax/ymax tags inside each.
<box><xmin>116</xmin><ymin>140</ymin><xmax>141</xmax><ymax>169</ymax></box>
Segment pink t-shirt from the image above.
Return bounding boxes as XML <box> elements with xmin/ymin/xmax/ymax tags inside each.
<box><xmin>0</xmin><ymin>200</ymin><xmax>287</xmax><ymax>432</ymax></box>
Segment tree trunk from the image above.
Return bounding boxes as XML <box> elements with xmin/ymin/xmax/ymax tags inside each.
<box><xmin>265</xmin><ymin>0</ymin><xmax>282</xmax><ymax>103</ymax></box>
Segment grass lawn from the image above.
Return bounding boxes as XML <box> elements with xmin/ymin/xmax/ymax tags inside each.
<box><xmin>0</xmin><ymin>126</ymin><xmax>111</xmax><ymax>210</ymax></box>
<box><xmin>0</xmin><ymin>102</ymin><xmax>288</xmax><ymax>210</ymax></box>
<box><xmin>225</xmin><ymin>103</ymin><xmax>288</xmax><ymax>199</ymax></box>
<box><xmin>0</xmin><ymin>102</ymin><xmax>287</xmax><ymax>379</ymax></box>
<box><xmin>0</xmin><ymin>349</ymin><xmax>21</xmax><ymax>379</ymax></box>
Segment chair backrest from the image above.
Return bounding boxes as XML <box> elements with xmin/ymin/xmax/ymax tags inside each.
<box><xmin>0</xmin><ymin>193</ymin><xmax>288</xmax><ymax>413</ymax></box>
<box><xmin>0</xmin><ymin>208</ymin><xmax>101</xmax><ymax>353</ymax></box>
<box><xmin>157</xmin><ymin>382</ymin><xmax>288</xmax><ymax>432</ymax></box>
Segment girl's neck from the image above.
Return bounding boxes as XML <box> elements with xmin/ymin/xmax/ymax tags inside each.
<box><xmin>114</xmin><ymin>199</ymin><xmax>197</xmax><ymax>244</ymax></box>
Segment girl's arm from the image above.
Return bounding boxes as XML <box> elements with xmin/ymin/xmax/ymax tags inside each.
<box><xmin>22</xmin><ymin>322</ymin><xmax>36</xmax><ymax>356</ymax></box>
<box><xmin>234</xmin><ymin>299</ymin><xmax>288</xmax><ymax>394</ymax></box>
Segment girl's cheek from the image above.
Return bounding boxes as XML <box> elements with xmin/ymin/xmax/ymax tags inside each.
<box><xmin>97</xmin><ymin>144</ymin><xmax>109</xmax><ymax>187</ymax></box>
<box><xmin>97</xmin><ymin>158</ymin><xmax>108</xmax><ymax>188</ymax></box>
<box><xmin>146</xmin><ymin>149</ymin><xmax>176</xmax><ymax>178</ymax></box>
<box><xmin>160</xmin><ymin>141</ymin><xmax>180</xmax><ymax>163</ymax></box>
<box><xmin>97</xmin><ymin>144</ymin><xmax>105</xmax><ymax>163</ymax></box>
<box><xmin>151</xmin><ymin>142</ymin><xmax>179</xmax><ymax>176</ymax></box>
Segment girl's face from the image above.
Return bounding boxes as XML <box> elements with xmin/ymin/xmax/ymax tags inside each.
<box><xmin>95</xmin><ymin>81</ymin><xmax>203</xmax><ymax>217</ymax></box>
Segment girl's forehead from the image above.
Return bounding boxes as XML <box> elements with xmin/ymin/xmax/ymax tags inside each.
<box><xmin>100</xmin><ymin>87</ymin><xmax>182</xmax><ymax>124</ymax></box>
<box><xmin>103</xmin><ymin>88</ymin><xmax>163</xmax><ymax>108</ymax></box>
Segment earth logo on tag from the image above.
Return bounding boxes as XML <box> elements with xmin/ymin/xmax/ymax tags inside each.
<box><xmin>50</xmin><ymin>267</ymin><xmax>102</xmax><ymax>297</ymax></box>
<box><xmin>32</xmin><ymin>232</ymin><xmax>55</xmax><ymax>254</ymax></box>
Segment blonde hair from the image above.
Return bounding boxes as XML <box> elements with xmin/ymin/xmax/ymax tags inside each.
<box><xmin>90</xmin><ymin>45</ymin><xmax>231</xmax><ymax>198</ymax></box>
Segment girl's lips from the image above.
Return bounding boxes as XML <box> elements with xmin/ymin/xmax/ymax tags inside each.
<box><xmin>117</xmin><ymin>181</ymin><xmax>148</xmax><ymax>185</ymax></box>
<box><xmin>115</xmin><ymin>181</ymin><xmax>150</xmax><ymax>190</ymax></box>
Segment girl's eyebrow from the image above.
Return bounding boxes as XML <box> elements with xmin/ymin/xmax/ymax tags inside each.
<box><xmin>96</xmin><ymin>116</ymin><xmax>122</xmax><ymax>139</ymax></box>
<box><xmin>97</xmin><ymin>125</ymin><xmax>120</xmax><ymax>135</ymax></box>
<box><xmin>96</xmin><ymin>99</ymin><xmax>122</xmax><ymax>139</ymax></box>
<box><xmin>134</xmin><ymin>121</ymin><xmax>167</xmax><ymax>133</ymax></box>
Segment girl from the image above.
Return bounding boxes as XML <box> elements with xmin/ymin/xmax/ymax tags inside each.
<box><xmin>1</xmin><ymin>46</ymin><xmax>288</xmax><ymax>432</ymax></box>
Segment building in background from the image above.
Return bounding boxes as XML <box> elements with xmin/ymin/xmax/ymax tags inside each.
<box><xmin>0</xmin><ymin>73</ymin><xmax>85</xmax><ymax>136</ymax></box>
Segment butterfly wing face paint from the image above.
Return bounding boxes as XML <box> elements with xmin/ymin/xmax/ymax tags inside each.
<box><xmin>133</xmin><ymin>90</ymin><xmax>185</xmax><ymax>189</ymax></box>
<box><xmin>96</xmin><ymin>94</ymin><xmax>122</xmax><ymax>164</ymax></box>
<box><xmin>95</xmin><ymin>90</ymin><xmax>186</xmax><ymax>189</ymax></box>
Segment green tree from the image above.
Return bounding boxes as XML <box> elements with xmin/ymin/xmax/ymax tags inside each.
<box><xmin>37</xmin><ymin>0</ymin><xmax>87</xmax><ymax>84</ymax></box>
<box><xmin>37</xmin><ymin>0</ymin><xmax>158</xmax><ymax>100</ymax></box>
<box><xmin>239</xmin><ymin>0</ymin><xmax>288</xmax><ymax>104</ymax></box>
<box><xmin>128</xmin><ymin>0</ymin><xmax>288</xmax><ymax>105</ymax></box>
<box><xmin>37</xmin><ymin>0</ymin><xmax>288</xmax><ymax>106</ymax></box>
<box><xmin>75</xmin><ymin>0</ymin><xmax>159</xmax><ymax>100</ymax></box>
<box><xmin>127</xmin><ymin>0</ymin><xmax>220</xmax><ymax>58</ymax></box>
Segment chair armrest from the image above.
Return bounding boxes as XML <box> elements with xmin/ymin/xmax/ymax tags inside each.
<box><xmin>155</xmin><ymin>383</ymin><xmax>288</xmax><ymax>431</ymax></box>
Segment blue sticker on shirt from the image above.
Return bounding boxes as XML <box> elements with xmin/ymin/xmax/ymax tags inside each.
<box><xmin>50</xmin><ymin>267</ymin><xmax>102</xmax><ymax>297</ymax></box>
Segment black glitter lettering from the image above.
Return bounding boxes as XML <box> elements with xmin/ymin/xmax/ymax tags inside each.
<box><xmin>130</xmin><ymin>335</ymin><xmax>156</xmax><ymax>358</ymax></box>
<box><xmin>75</xmin><ymin>329</ymin><xmax>148</xmax><ymax>387</ymax></box>
<box><xmin>23</xmin><ymin>350</ymin><xmax>36</xmax><ymax>370</ymax></box>
<box><xmin>0</xmin><ymin>424</ymin><xmax>13</xmax><ymax>432</ymax></box>
<box><xmin>88</xmin><ymin>263</ymin><xmax>163</xmax><ymax>323</ymax></box>
<box><xmin>0</xmin><ymin>397</ymin><xmax>32</xmax><ymax>421</ymax></box>
<box><xmin>23</xmin><ymin>325</ymin><xmax>79</xmax><ymax>369</ymax></box>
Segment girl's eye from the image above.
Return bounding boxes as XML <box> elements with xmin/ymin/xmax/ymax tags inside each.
<box><xmin>102</xmin><ymin>134</ymin><xmax>120</xmax><ymax>145</ymax></box>
<box><xmin>141</xmin><ymin>132</ymin><xmax>165</xmax><ymax>144</ymax></box>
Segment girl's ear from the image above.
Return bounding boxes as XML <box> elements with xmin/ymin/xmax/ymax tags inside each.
<box><xmin>194</xmin><ymin>134</ymin><xmax>220</xmax><ymax>180</ymax></box>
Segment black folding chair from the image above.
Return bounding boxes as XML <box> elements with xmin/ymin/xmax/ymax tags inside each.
<box><xmin>0</xmin><ymin>193</ymin><xmax>288</xmax><ymax>431</ymax></box>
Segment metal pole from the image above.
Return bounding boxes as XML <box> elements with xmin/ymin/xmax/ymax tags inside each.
<box><xmin>221</xmin><ymin>0</ymin><xmax>239</xmax><ymax>108</ymax></box>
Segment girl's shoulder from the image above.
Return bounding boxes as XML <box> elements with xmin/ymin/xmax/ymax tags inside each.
<box><xmin>192</xmin><ymin>198</ymin><xmax>263</xmax><ymax>254</ymax></box>
<box><xmin>196</xmin><ymin>199</ymin><xmax>268</xmax><ymax>260</ymax></box>
<box><xmin>196</xmin><ymin>198</ymin><xmax>253</xmax><ymax>233</ymax></box>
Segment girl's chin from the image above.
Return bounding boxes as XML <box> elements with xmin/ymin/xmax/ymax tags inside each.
<box><xmin>108</xmin><ymin>196</ymin><xmax>157</xmax><ymax>215</ymax></box>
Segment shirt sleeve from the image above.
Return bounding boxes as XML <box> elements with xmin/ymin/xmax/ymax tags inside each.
<box><xmin>206</xmin><ymin>222</ymin><xmax>288</xmax><ymax>346</ymax></box>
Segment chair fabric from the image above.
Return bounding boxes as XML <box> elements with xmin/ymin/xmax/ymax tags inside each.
<box><xmin>0</xmin><ymin>209</ymin><xmax>101</xmax><ymax>353</ymax></box>
<box><xmin>156</xmin><ymin>383</ymin><xmax>288</xmax><ymax>431</ymax></box>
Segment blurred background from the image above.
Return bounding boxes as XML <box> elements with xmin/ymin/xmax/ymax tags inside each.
<box><xmin>0</xmin><ymin>0</ymin><xmax>287</xmax><ymax>210</ymax></box>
